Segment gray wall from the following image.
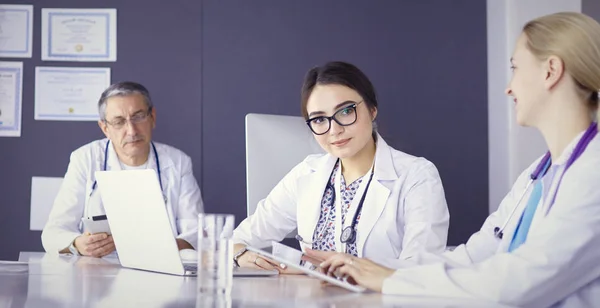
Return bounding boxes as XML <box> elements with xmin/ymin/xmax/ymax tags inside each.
<box><xmin>0</xmin><ymin>0</ymin><xmax>488</xmax><ymax>260</ymax></box>
<box><xmin>583</xmin><ymin>0</ymin><xmax>600</xmax><ymax>24</ymax></box>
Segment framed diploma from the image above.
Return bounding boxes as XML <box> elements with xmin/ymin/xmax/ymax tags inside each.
<box><xmin>0</xmin><ymin>5</ymin><xmax>33</xmax><ymax>58</ymax></box>
<box><xmin>35</xmin><ymin>67</ymin><xmax>111</xmax><ymax>121</ymax></box>
<box><xmin>0</xmin><ymin>61</ymin><xmax>23</xmax><ymax>137</ymax></box>
<box><xmin>42</xmin><ymin>8</ymin><xmax>117</xmax><ymax>62</ymax></box>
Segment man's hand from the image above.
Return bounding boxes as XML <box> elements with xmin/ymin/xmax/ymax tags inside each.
<box><xmin>74</xmin><ymin>232</ymin><xmax>115</xmax><ymax>257</ymax></box>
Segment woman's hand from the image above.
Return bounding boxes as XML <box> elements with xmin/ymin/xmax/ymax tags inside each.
<box><xmin>234</xmin><ymin>246</ymin><xmax>303</xmax><ymax>274</ymax></box>
<box><xmin>319</xmin><ymin>253</ymin><xmax>395</xmax><ymax>292</ymax></box>
<box><xmin>301</xmin><ymin>248</ymin><xmax>339</xmax><ymax>266</ymax></box>
<box><xmin>238</xmin><ymin>250</ymin><xmax>280</xmax><ymax>271</ymax></box>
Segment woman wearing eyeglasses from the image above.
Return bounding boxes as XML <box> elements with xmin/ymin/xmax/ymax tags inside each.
<box><xmin>231</xmin><ymin>61</ymin><xmax>450</xmax><ymax>272</ymax></box>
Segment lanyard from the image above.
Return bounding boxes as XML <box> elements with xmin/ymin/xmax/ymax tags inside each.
<box><xmin>507</xmin><ymin>161</ymin><xmax>551</xmax><ymax>252</ymax></box>
<box><xmin>545</xmin><ymin>124</ymin><xmax>597</xmax><ymax>213</ymax></box>
<box><xmin>494</xmin><ymin>122</ymin><xmax>597</xmax><ymax>240</ymax></box>
<box><xmin>333</xmin><ymin>160</ymin><xmax>375</xmax><ymax>253</ymax></box>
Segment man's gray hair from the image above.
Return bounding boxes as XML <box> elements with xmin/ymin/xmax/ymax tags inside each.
<box><xmin>98</xmin><ymin>81</ymin><xmax>154</xmax><ymax>120</ymax></box>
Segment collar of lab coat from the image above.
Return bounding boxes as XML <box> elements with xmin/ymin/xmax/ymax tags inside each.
<box><xmin>552</xmin><ymin>128</ymin><xmax>588</xmax><ymax>166</ymax></box>
<box><xmin>297</xmin><ymin>133</ymin><xmax>398</xmax><ymax>256</ymax></box>
<box><xmin>497</xmin><ymin>127</ymin><xmax>590</xmax><ymax>252</ymax></box>
<box><xmin>303</xmin><ymin>134</ymin><xmax>399</xmax><ymax>180</ymax></box>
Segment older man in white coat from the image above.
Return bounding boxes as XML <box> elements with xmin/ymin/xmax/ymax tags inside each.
<box><xmin>42</xmin><ymin>81</ymin><xmax>203</xmax><ymax>257</ymax></box>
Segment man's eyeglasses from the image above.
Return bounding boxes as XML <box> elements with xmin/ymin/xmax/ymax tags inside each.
<box><xmin>104</xmin><ymin>109</ymin><xmax>152</xmax><ymax>130</ymax></box>
<box><xmin>306</xmin><ymin>101</ymin><xmax>363</xmax><ymax>135</ymax></box>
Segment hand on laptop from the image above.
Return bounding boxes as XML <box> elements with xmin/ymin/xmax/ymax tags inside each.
<box><xmin>74</xmin><ymin>232</ymin><xmax>115</xmax><ymax>257</ymax></box>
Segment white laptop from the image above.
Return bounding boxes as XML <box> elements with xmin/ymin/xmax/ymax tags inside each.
<box><xmin>94</xmin><ymin>169</ymin><xmax>278</xmax><ymax>277</ymax></box>
<box><xmin>245</xmin><ymin>113</ymin><xmax>324</xmax><ymax>238</ymax></box>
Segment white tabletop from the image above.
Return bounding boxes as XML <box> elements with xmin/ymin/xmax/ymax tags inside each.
<box><xmin>0</xmin><ymin>252</ymin><xmax>516</xmax><ymax>307</ymax></box>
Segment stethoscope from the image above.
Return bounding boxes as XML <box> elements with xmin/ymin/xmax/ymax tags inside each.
<box><xmin>337</xmin><ymin>171</ymin><xmax>375</xmax><ymax>245</ymax></box>
<box><xmin>89</xmin><ymin>140</ymin><xmax>165</xmax><ymax>201</ymax></box>
<box><xmin>296</xmin><ymin>159</ymin><xmax>375</xmax><ymax>248</ymax></box>
<box><xmin>493</xmin><ymin>122</ymin><xmax>597</xmax><ymax>239</ymax></box>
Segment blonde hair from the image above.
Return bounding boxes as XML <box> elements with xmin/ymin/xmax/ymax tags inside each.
<box><xmin>523</xmin><ymin>12</ymin><xmax>600</xmax><ymax>114</ymax></box>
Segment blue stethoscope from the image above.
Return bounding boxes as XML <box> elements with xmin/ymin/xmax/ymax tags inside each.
<box><xmin>494</xmin><ymin>122</ymin><xmax>598</xmax><ymax>239</ymax></box>
<box><xmin>89</xmin><ymin>140</ymin><xmax>165</xmax><ymax>201</ymax></box>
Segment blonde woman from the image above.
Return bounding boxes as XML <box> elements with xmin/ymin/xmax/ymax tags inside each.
<box><xmin>315</xmin><ymin>12</ymin><xmax>600</xmax><ymax>307</ymax></box>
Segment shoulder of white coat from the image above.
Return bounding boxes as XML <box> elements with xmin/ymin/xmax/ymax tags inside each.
<box><xmin>301</xmin><ymin>152</ymin><xmax>328</xmax><ymax>165</ymax></box>
<box><xmin>550</xmin><ymin>136</ymin><xmax>600</xmax><ymax>215</ymax></box>
<box><xmin>373</xmin><ymin>135</ymin><xmax>432</xmax><ymax>174</ymax></box>
<box><xmin>70</xmin><ymin>138</ymin><xmax>109</xmax><ymax>162</ymax></box>
<box><xmin>288</xmin><ymin>152</ymin><xmax>330</xmax><ymax>176</ymax></box>
<box><xmin>153</xmin><ymin>141</ymin><xmax>193</xmax><ymax>169</ymax></box>
<box><xmin>574</xmin><ymin>133</ymin><xmax>600</xmax><ymax>164</ymax></box>
<box><xmin>561</xmin><ymin>135</ymin><xmax>600</xmax><ymax>184</ymax></box>
<box><xmin>386</xmin><ymin>145</ymin><xmax>440</xmax><ymax>179</ymax></box>
<box><xmin>391</xmin><ymin>148</ymin><xmax>430</xmax><ymax>168</ymax></box>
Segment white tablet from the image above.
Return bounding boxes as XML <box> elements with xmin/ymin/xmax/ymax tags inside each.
<box><xmin>246</xmin><ymin>246</ymin><xmax>366</xmax><ymax>293</ymax></box>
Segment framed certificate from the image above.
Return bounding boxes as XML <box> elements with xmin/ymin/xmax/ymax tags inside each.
<box><xmin>42</xmin><ymin>8</ymin><xmax>117</xmax><ymax>62</ymax></box>
<box><xmin>0</xmin><ymin>5</ymin><xmax>33</xmax><ymax>58</ymax></box>
<box><xmin>35</xmin><ymin>67</ymin><xmax>111</xmax><ymax>121</ymax></box>
<box><xmin>0</xmin><ymin>61</ymin><xmax>23</xmax><ymax>137</ymax></box>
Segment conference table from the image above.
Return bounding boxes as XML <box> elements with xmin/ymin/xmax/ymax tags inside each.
<box><xmin>0</xmin><ymin>252</ymin><xmax>516</xmax><ymax>307</ymax></box>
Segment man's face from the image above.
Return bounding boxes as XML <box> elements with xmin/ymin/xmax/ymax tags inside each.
<box><xmin>98</xmin><ymin>94</ymin><xmax>156</xmax><ymax>158</ymax></box>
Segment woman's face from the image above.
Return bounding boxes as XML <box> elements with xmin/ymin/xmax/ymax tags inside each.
<box><xmin>305</xmin><ymin>84</ymin><xmax>376</xmax><ymax>159</ymax></box>
<box><xmin>505</xmin><ymin>33</ymin><xmax>548</xmax><ymax>127</ymax></box>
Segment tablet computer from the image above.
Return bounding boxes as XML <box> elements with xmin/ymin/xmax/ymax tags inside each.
<box><xmin>81</xmin><ymin>215</ymin><xmax>111</xmax><ymax>234</ymax></box>
<box><xmin>246</xmin><ymin>245</ymin><xmax>366</xmax><ymax>293</ymax></box>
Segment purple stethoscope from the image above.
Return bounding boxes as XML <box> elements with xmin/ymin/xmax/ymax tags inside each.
<box><xmin>494</xmin><ymin>122</ymin><xmax>598</xmax><ymax>239</ymax></box>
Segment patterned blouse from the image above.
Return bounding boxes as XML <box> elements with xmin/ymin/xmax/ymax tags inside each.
<box><xmin>311</xmin><ymin>161</ymin><xmax>364</xmax><ymax>256</ymax></box>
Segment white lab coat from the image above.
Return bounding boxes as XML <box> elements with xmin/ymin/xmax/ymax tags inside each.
<box><xmin>41</xmin><ymin>138</ymin><xmax>203</xmax><ymax>253</ymax></box>
<box><xmin>381</xmin><ymin>132</ymin><xmax>600</xmax><ymax>308</ymax></box>
<box><xmin>233</xmin><ymin>135</ymin><xmax>450</xmax><ymax>265</ymax></box>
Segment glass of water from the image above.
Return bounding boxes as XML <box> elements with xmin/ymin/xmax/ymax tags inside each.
<box><xmin>197</xmin><ymin>213</ymin><xmax>235</xmax><ymax>295</ymax></box>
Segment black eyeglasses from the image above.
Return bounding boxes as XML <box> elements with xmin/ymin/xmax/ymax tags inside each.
<box><xmin>306</xmin><ymin>101</ymin><xmax>363</xmax><ymax>135</ymax></box>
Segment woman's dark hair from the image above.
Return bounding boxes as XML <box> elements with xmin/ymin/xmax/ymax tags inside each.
<box><xmin>300</xmin><ymin>61</ymin><xmax>378</xmax><ymax>120</ymax></box>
